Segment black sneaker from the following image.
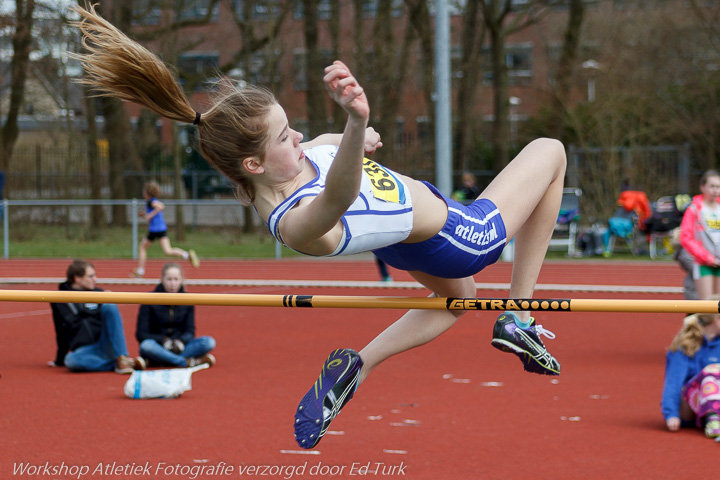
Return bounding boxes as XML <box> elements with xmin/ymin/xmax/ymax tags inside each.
<box><xmin>491</xmin><ymin>312</ymin><xmax>560</xmax><ymax>376</ymax></box>
<box><xmin>294</xmin><ymin>349</ymin><xmax>363</xmax><ymax>449</ymax></box>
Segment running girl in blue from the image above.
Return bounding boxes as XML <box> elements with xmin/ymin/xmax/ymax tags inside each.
<box><xmin>73</xmin><ymin>4</ymin><xmax>566</xmax><ymax>450</ymax></box>
<box><xmin>132</xmin><ymin>181</ymin><xmax>199</xmax><ymax>278</ymax></box>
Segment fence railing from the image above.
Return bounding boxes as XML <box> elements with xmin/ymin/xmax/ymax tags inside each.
<box><xmin>0</xmin><ymin>198</ymin><xmax>283</xmax><ymax>260</ymax></box>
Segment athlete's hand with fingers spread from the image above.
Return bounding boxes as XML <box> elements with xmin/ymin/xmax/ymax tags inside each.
<box><xmin>364</xmin><ymin>127</ymin><xmax>383</xmax><ymax>155</ymax></box>
<box><xmin>324</xmin><ymin>61</ymin><xmax>369</xmax><ymax>122</ymax></box>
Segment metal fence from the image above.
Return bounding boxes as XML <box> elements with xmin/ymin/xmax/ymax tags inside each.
<box><xmin>0</xmin><ymin>198</ymin><xmax>281</xmax><ymax>259</ymax></box>
<box><xmin>567</xmin><ymin>144</ymin><xmax>694</xmax><ymax>222</ymax></box>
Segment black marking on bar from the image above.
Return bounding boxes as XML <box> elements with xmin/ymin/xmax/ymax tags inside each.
<box><xmin>446</xmin><ymin>298</ymin><xmax>573</xmax><ymax>311</ymax></box>
<box><xmin>295</xmin><ymin>295</ymin><xmax>313</xmax><ymax>307</ymax></box>
<box><xmin>282</xmin><ymin>295</ymin><xmax>313</xmax><ymax>307</ymax></box>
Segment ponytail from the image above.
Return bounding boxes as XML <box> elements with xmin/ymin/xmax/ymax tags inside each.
<box><xmin>70</xmin><ymin>3</ymin><xmax>196</xmax><ymax>125</ymax></box>
<box><xmin>70</xmin><ymin>4</ymin><xmax>277</xmax><ymax>206</ymax></box>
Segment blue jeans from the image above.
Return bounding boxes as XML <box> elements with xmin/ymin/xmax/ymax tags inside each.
<box><xmin>64</xmin><ymin>304</ymin><xmax>130</xmax><ymax>372</ymax></box>
<box><xmin>139</xmin><ymin>336</ymin><xmax>216</xmax><ymax>367</ymax></box>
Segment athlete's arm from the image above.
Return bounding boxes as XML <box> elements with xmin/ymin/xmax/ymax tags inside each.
<box><xmin>279</xmin><ymin>61</ymin><xmax>369</xmax><ymax>253</ymax></box>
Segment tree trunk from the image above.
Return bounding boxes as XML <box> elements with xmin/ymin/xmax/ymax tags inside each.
<box><xmin>97</xmin><ymin>0</ymin><xmax>143</xmax><ymax>224</ymax></box>
<box><xmin>548</xmin><ymin>0</ymin><xmax>586</xmax><ymax>140</ymax></box>
<box><xmin>405</xmin><ymin>0</ymin><xmax>435</xmax><ymax>154</ymax></box>
<box><xmin>173</xmin><ymin>122</ymin><xmax>186</xmax><ymax>241</ymax></box>
<box><xmin>489</xmin><ymin>29</ymin><xmax>510</xmax><ymax>172</ymax></box>
<box><xmin>84</xmin><ymin>90</ymin><xmax>104</xmax><ymax>227</ymax></box>
<box><xmin>303</xmin><ymin>0</ymin><xmax>327</xmax><ymax>139</ymax></box>
<box><xmin>456</xmin><ymin>0</ymin><xmax>485</xmax><ymax>174</ymax></box>
<box><xmin>102</xmin><ymin>96</ymin><xmax>141</xmax><ymax>224</ymax></box>
<box><xmin>0</xmin><ymin>0</ymin><xmax>35</xmax><ymax>175</ymax></box>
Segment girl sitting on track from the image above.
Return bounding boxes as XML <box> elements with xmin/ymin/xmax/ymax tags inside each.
<box><xmin>662</xmin><ymin>302</ymin><xmax>720</xmax><ymax>439</ymax></box>
<box><xmin>136</xmin><ymin>263</ymin><xmax>216</xmax><ymax>369</ymax></box>
<box><xmin>71</xmin><ymin>4</ymin><xmax>566</xmax><ymax>449</ymax></box>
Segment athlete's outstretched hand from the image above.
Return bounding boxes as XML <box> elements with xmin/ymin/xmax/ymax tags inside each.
<box><xmin>364</xmin><ymin>127</ymin><xmax>383</xmax><ymax>155</ymax></box>
<box><xmin>323</xmin><ymin>61</ymin><xmax>369</xmax><ymax>123</ymax></box>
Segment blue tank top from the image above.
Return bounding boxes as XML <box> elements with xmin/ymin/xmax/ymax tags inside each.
<box><xmin>267</xmin><ymin>145</ymin><xmax>414</xmax><ymax>256</ymax></box>
<box><xmin>146</xmin><ymin>198</ymin><xmax>167</xmax><ymax>233</ymax></box>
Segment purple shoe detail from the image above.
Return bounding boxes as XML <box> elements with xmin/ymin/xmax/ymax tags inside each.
<box><xmin>294</xmin><ymin>349</ymin><xmax>363</xmax><ymax>448</ymax></box>
<box><xmin>491</xmin><ymin>312</ymin><xmax>560</xmax><ymax>376</ymax></box>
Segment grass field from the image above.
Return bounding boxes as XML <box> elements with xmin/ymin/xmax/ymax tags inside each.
<box><xmin>0</xmin><ymin>223</ymin><xmax>662</xmax><ymax>261</ymax></box>
<box><xmin>1</xmin><ymin>224</ymin><xmax>303</xmax><ymax>259</ymax></box>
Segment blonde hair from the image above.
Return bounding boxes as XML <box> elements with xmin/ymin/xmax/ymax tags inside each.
<box><xmin>70</xmin><ymin>3</ymin><xmax>277</xmax><ymax>205</ymax></box>
<box><xmin>669</xmin><ymin>295</ymin><xmax>720</xmax><ymax>356</ymax></box>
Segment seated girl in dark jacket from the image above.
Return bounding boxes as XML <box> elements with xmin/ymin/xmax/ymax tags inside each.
<box><xmin>136</xmin><ymin>263</ymin><xmax>216</xmax><ymax>367</ymax></box>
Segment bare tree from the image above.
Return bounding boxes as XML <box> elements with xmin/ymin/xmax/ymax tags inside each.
<box><xmin>364</xmin><ymin>1</ymin><xmax>418</xmax><ymax>169</ymax></box>
<box><xmin>88</xmin><ymin>0</ymin><xmax>143</xmax><ymax>225</ymax></box>
<box><xmin>403</xmin><ymin>0</ymin><xmax>434</xmax><ymax>169</ymax></box>
<box><xmin>547</xmin><ymin>0</ymin><xmax>585</xmax><ymax>141</ymax></box>
<box><xmin>0</xmin><ymin>0</ymin><xmax>35</xmax><ymax>177</ymax></box>
<box><xmin>301</xmin><ymin>0</ymin><xmax>326</xmax><ymax>138</ymax></box>
<box><xmin>229</xmin><ymin>1</ymin><xmax>292</xmax><ymax>233</ymax></box>
<box><xmin>455</xmin><ymin>0</ymin><xmax>487</xmax><ymax>174</ymax></box>
<box><xmin>480</xmin><ymin>0</ymin><xmax>553</xmax><ymax>171</ymax></box>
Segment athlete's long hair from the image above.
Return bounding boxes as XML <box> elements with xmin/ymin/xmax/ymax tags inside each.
<box><xmin>70</xmin><ymin>3</ymin><xmax>276</xmax><ymax>204</ymax></box>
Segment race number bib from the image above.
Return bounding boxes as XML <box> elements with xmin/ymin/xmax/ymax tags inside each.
<box><xmin>362</xmin><ymin>158</ymin><xmax>405</xmax><ymax>203</ymax></box>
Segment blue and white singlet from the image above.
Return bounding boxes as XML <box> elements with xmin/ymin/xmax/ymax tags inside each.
<box><xmin>267</xmin><ymin>145</ymin><xmax>414</xmax><ymax>256</ymax></box>
<box><xmin>266</xmin><ymin>145</ymin><xmax>507</xmax><ymax>278</ymax></box>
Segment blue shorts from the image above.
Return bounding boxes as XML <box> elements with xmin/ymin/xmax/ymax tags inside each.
<box><xmin>373</xmin><ymin>182</ymin><xmax>507</xmax><ymax>279</ymax></box>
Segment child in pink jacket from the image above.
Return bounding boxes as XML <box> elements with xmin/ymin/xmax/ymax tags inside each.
<box><xmin>680</xmin><ymin>170</ymin><xmax>720</xmax><ymax>300</ymax></box>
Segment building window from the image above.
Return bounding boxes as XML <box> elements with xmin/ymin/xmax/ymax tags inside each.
<box><xmin>362</xmin><ymin>0</ymin><xmax>404</xmax><ymax>18</ymax></box>
<box><xmin>395</xmin><ymin>118</ymin><xmax>405</xmax><ymax>146</ymax></box>
<box><xmin>613</xmin><ymin>0</ymin><xmax>666</xmax><ymax>10</ymax></box>
<box><xmin>482</xmin><ymin>43</ymin><xmax>533</xmax><ymax>86</ymax></box>
<box><xmin>132</xmin><ymin>0</ymin><xmax>161</xmax><ymax>26</ymax></box>
<box><xmin>293</xmin><ymin>50</ymin><xmax>335</xmax><ymax>91</ymax></box>
<box><xmin>243</xmin><ymin>51</ymin><xmax>281</xmax><ymax>86</ymax></box>
<box><xmin>546</xmin><ymin>42</ymin><xmax>600</xmax><ymax>85</ymax></box>
<box><xmin>175</xmin><ymin>0</ymin><xmax>219</xmax><ymax>21</ymax></box>
<box><xmin>450</xmin><ymin>45</ymin><xmax>465</xmax><ymax>84</ymax></box>
<box><xmin>178</xmin><ymin>52</ymin><xmax>219</xmax><ymax>76</ymax></box>
<box><xmin>416</xmin><ymin>116</ymin><xmax>431</xmax><ymax>142</ymax></box>
<box><xmin>294</xmin><ymin>0</ymin><xmax>333</xmax><ymax>20</ymax></box>
<box><xmin>233</xmin><ymin>0</ymin><xmax>283</xmax><ymax>21</ymax></box>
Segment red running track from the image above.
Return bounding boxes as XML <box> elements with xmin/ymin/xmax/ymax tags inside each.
<box><xmin>0</xmin><ymin>258</ymin><xmax>708</xmax><ymax>479</ymax></box>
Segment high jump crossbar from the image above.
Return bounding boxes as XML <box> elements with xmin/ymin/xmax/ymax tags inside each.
<box><xmin>1</xmin><ymin>289</ymin><xmax>718</xmax><ymax>314</ymax></box>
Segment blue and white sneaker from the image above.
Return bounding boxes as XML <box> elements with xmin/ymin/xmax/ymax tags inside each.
<box><xmin>491</xmin><ymin>312</ymin><xmax>560</xmax><ymax>376</ymax></box>
<box><xmin>294</xmin><ymin>349</ymin><xmax>363</xmax><ymax>449</ymax></box>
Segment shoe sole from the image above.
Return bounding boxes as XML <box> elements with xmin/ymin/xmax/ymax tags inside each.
<box><xmin>491</xmin><ymin>338</ymin><xmax>560</xmax><ymax>376</ymax></box>
<box><xmin>294</xmin><ymin>349</ymin><xmax>362</xmax><ymax>449</ymax></box>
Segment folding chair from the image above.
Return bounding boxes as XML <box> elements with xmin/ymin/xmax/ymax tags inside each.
<box><xmin>645</xmin><ymin>195</ymin><xmax>690</xmax><ymax>259</ymax></box>
<box><xmin>603</xmin><ymin>190</ymin><xmax>651</xmax><ymax>257</ymax></box>
<box><xmin>603</xmin><ymin>208</ymin><xmax>640</xmax><ymax>256</ymax></box>
<box><xmin>549</xmin><ymin>188</ymin><xmax>582</xmax><ymax>256</ymax></box>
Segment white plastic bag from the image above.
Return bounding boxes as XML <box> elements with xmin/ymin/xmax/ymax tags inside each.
<box><xmin>124</xmin><ymin>364</ymin><xmax>209</xmax><ymax>399</ymax></box>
